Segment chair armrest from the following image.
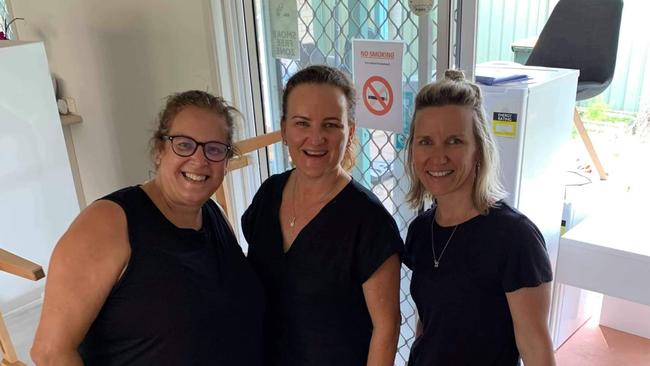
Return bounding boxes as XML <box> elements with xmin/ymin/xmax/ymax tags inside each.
<box><xmin>0</xmin><ymin>248</ymin><xmax>45</xmax><ymax>281</ymax></box>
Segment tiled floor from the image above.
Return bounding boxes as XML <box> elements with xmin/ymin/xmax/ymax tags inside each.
<box><xmin>5</xmin><ymin>301</ymin><xmax>650</xmax><ymax>365</ymax></box>
<box><xmin>556</xmin><ymin>315</ymin><xmax>650</xmax><ymax>365</ymax></box>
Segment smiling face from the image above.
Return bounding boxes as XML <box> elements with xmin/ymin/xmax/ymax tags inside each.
<box><xmin>282</xmin><ymin>83</ymin><xmax>355</xmax><ymax>179</ymax></box>
<box><xmin>155</xmin><ymin>105</ymin><xmax>229</xmax><ymax>208</ymax></box>
<box><xmin>411</xmin><ymin>105</ymin><xmax>479</xmax><ymax>205</ymax></box>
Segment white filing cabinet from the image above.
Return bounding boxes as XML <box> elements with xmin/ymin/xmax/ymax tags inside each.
<box><xmin>477</xmin><ymin>63</ymin><xmax>582</xmax><ymax>349</ymax></box>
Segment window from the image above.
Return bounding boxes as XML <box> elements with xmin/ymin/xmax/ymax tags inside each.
<box><xmin>0</xmin><ymin>0</ymin><xmax>14</xmax><ymax>39</ymax></box>
<box><xmin>476</xmin><ymin>0</ymin><xmax>650</xmax><ymax>200</ymax></box>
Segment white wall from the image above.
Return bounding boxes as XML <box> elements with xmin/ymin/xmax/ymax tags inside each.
<box><xmin>10</xmin><ymin>0</ymin><xmax>221</xmax><ymax>203</ymax></box>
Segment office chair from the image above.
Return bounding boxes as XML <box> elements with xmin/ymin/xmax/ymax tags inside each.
<box><xmin>0</xmin><ymin>249</ymin><xmax>45</xmax><ymax>366</ymax></box>
<box><xmin>526</xmin><ymin>0</ymin><xmax>624</xmax><ymax>180</ymax></box>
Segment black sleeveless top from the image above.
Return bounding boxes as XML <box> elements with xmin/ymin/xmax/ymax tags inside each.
<box><xmin>78</xmin><ymin>186</ymin><xmax>264</xmax><ymax>365</ymax></box>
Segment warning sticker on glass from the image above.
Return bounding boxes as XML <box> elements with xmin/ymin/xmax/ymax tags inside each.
<box><xmin>492</xmin><ymin>112</ymin><xmax>517</xmax><ymax>138</ymax></box>
<box><xmin>270</xmin><ymin>0</ymin><xmax>300</xmax><ymax>60</ymax></box>
<box><xmin>408</xmin><ymin>0</ymin><xmax>434</xmax><ymax>16</ymax></box>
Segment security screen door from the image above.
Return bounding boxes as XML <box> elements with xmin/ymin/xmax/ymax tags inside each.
<box><xmin>247</xmin><ymin>1</ymin><xmax>463</xmax><ymax>363</ymax></box>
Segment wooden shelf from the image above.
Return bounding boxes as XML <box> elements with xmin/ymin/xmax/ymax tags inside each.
<box><xmin>60</xmin><ymin>113</ymin><xmax>82</xmax><ymax>126</ymax></box>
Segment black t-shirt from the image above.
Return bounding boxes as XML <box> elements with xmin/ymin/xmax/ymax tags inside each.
<box><xmin>242</xmin><ymin>170</ymin><xmax>404</xmax><ymax>366</ymax></box>
<box><xmin>403</xmin><ymin>202</ymin><xmax>552</xmax><ymax>366</ymax></box>
<box><xmin>78</xmin><ymin>186</ymin><xmax>265</xmax><ymax>365</ymax></box>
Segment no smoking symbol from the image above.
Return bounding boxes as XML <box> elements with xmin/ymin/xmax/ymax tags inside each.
<box><xmin>363</xmin><ymin>75</ymin><xmax>393</xmax><ymax>116</ymax></box>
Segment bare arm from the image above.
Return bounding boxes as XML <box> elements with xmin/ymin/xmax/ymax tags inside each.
<box><xmin>363</xmin><ymin>254</ymin><xmax>401</xmax><ymax>366</ymax></box>
<box><xmin>31</xmin><ymin>200</ymin><xmax>130</xmax><ymax>366</ymax></box>
<box><xmin>506</xmin><ymin>282</ymin><xmax>556</xmax><ymax>366</ymax></box>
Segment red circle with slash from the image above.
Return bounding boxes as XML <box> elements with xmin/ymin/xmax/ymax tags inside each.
<box><xmin>363</xmin><ymin>75</ymin><xmax>393</xmax><ymax>116</ymax></box>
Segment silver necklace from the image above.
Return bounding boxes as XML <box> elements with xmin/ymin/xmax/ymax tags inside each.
<box><xmin>289</xmin><ymin>174</ymin><xmax>340</xmax><ymax>228</ymax></box>
<box><xmin>430</xmin><ymin>217</ymin><xmax>459</xmax><ymax>268</ymax></box>
<box><xmin>289</xmin><ymin>175</ymin><xmax>298</xmax><ymax>227</ymax></box>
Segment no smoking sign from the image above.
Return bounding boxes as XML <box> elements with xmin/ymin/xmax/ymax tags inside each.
<box><xmin>363</xmin><ymin>75</ymin><xmax>393</xmax><ymax>116</ymax></box>
<box><xmin>353</xmin><ymin>39</ymin><xmax>404</xmax><ymax>132</ymax></box>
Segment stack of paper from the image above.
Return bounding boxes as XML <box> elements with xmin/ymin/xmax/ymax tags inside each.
<box><xmin>475</xmin><ymin>70</ymin><xmax>529</xmax><ymax>85</ymax></box>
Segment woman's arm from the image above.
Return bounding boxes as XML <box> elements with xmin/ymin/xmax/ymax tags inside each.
<box><xmin>362</xmin><ymin>254</ymin><xmax>401</xmax><ymax>366</ymax></box>
<box><xmin>506</xmin><ymin>282</ymin><xmax>556</xmax><ymax>366</ymax></box>
<box><xmin>31</xmin><ymin>200</ymin><xmax>130</xmax><ymax>366</ymax></box>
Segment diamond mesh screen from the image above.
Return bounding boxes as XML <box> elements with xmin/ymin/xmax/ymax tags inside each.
<box><xmin>257</xmin><ymin>1</ymin><xmax>440</xmax><ymax>363</ymax></box>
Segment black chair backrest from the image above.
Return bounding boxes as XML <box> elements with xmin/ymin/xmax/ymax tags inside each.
<box><xmin>526</xmin><ymin>0</ymin><xmax>623</xmax><ymax>85</ymax></box>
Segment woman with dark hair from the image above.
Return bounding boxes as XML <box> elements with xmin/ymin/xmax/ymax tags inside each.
<box><xmin>242</xmin><ymin>65</ymin><xmax>403</xmax><ymax>366</ymax></box>
<box><xmin>403</xmin><ymin>70</ymin><xmax>555</xmax><ymax>365</ymax></box>
<box><xmin>31</xmin><ymin>91</ymin><xmax>264</xmax><ymax>365</ymax></box>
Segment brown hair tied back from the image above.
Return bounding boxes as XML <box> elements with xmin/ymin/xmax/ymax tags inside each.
<box><xmin>150</xmin><ymin>90</ymin><xmax>240</xmax><ymax>168</ymax></box>
<box><xmin>281</xmin><ymin>65</ymin><xmax>359</xmax><ymax>172</ymax></box>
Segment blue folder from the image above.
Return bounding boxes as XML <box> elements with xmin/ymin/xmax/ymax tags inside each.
<box><xmin>475</xmin><ymin>72</ymin><xmax>529</xmax><ymax>85</ymax></box>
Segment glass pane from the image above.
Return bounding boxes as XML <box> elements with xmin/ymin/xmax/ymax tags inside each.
<box><xmin>1</xmin><ymin>0</ymin><xmax>11</xmax><ymax>39</ymax></box>
<box><xmin>253</xmin><ymin>1</ymin><xmax>441</xmax><ymax>363</ymax></box>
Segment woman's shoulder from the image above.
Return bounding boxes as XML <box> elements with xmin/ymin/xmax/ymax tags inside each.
<box><xmin>481</xmin><ymin>201</ymin><xmax>544</xmax><ymax>243</ymax></box>
<box><xmin>346</xmin><ymin>179</ymin><xmax>395</xmax><ymax>219</ymax></box>
<box><xmin>76</xmin><ymin>196</ymin><xmax>129</xmax><ymax>238</ymax></box>
<box><xmin>204</xmin><ymin>198</ymin><xmax>237</xmax><ymax>237</ymax></box>
<box><xmin>486</xmin><ymin>201</ymin><xmax>537</xmax><ymax>226</ymax></box>
<box><xmin>54</xmin><ymin>198</ymin><xmax>130</xmax><ymax>268</ymax></box>
<box><xmin>102</xmin><ymin>185</ymin><xmax>144</xmax><ymax>198</ymax></box>
<box><xmin>255</xmin><ymin>170</ymin><xmax>292</xmax><ymax>197</ymax></box>
<box><xmin>408</xmin><ymin>208</ymin><xmax>433</xmax><ymax>229</ymax></box>
<box><xmin>347</xmin><ymin>179</ymin><xmax>383</xmax><ymax>207</ymax></box>
<box><xmin>98</xmin><ymin>185</ymin><xmax>148</xmax><ymax>209</ymax></box>
<box><xmin>242</xmin><ymin>171</ymin><xmax>290</xmax><ymax>229</ymax></box>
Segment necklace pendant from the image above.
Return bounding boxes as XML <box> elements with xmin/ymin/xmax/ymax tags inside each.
<box><xmin>289</xmin><ymin>217</ymin><xmax>296</xmax><ymax>227</ymax></box>
<box><xmin>434</xmin><ymin>260</ymin><xmax>439</xmax><ymax>268</ymax></box>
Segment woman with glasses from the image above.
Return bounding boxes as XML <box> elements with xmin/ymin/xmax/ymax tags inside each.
<box><xmin>31</xmin><ymin>91</ymin><xmax>264</xmax><ymax>365</ymax></box>
<box><xmin>242</xmin><ymin>65</ymin><xmax>403</xmax><ymax>366</ymax></box>
<box><xmin>403</xmin><ymin>70</ymin><xmax>555</xmax><ymax>365</ymax></box>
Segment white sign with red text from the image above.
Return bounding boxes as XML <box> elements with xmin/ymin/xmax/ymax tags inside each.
<box><xmin>353</xmin><ymin>39</ymin><xmax>404</xmax><ymax>133</ymax></box>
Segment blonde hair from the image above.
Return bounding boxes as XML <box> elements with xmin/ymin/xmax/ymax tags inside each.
<box><xmin>405</xmin><ymin>69</ymin><xmax>506</xmax><ymax>213</ymax></box>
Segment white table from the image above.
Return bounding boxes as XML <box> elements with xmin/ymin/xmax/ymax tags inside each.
<box><xmin>557</xmin><ymin>201</ymin><xmax>650</xmax><ymax>338</ymax></box>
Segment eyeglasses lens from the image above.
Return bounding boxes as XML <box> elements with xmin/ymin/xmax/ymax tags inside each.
<box><xmin>204</xmin><ymin>143</ymin><xmax>228</xmax><ymax>161</ymax></box>
<box><xmin>170</xmin><ymin>136</ymin><xmax>228</xmax><ymax>162</ymax></box>
<box><xmin>171</xmin><ymin>137</ymin><xmax>196</xmax><ymax>156</ymax></box>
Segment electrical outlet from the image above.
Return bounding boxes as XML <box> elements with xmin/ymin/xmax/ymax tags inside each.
<box><xmin>64</xmin><ymin>97</ymin><xmax>78</xmax><ymax>114</ymax></box>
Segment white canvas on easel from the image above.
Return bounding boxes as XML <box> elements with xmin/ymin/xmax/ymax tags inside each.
<box><xmin>0</xmin><ymin>41</ymin><xmax>79</xmax><ymax>312</ymax></box>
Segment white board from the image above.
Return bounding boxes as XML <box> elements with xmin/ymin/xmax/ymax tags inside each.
<box><xmin>0</xmin><ymin>42</ymin><xmax>79</xmax><ymax>312</ymax></box>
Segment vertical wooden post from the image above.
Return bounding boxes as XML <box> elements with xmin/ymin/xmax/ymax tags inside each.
<box><xmin>0</xmin><ymin>313</ymin><xmax>25</xmax><ymax>366</ymax></box>
<box><xmin>0</xmin><ymin>250</ymin><xmax>44</xmax><ymax>365</ymax></box>
<box><xmin>574</xmin><ymin>109</ymin><xmax>608</xmax><ymax>180</ymax></box>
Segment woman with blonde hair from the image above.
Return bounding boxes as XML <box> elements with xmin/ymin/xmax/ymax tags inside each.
<box><xmin>242</xmin><ymin>65</ymin><xmax>403</xmax><ymax>366</ymax></box>
<box><xmin>403</xmin><ymin>70</ymin><xmax>555</xmax><ymax>365</ymax></box>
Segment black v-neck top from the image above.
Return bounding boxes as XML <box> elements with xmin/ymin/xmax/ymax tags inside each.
<box><xmin>242</xmin><ymin>170</ymin><xmax>403</xmax><ymax>366</ymax></box>
<box><xmin>78</xmin><ymin>186</ymin><xmax>264</xmax><ymax>365</ymax></box>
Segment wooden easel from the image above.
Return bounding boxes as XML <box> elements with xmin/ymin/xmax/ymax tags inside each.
<box><xmin>574</xmin><ymin>108</ymin><xmax>608</xmax><ymax>180</ymax></box>
<box><xmin>215</xmin><ymin>131</ymin><xmax>283</xmax><ymax>219</ymax></box>
<box><xmin>0</xmin><ymin>249</ymin><xmax>45</xmax><ymax>366</ymax></box>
